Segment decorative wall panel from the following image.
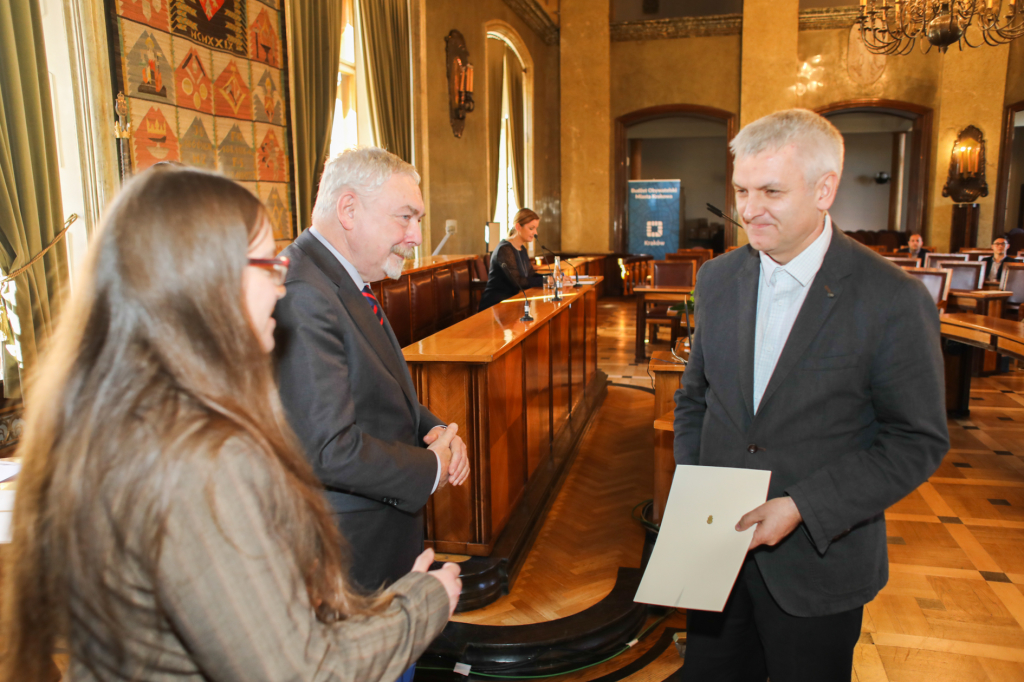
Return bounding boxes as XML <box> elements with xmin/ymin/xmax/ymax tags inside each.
<box><xmin>106</xmin><ymin>0</ymin><xmax>295</xmax><ymax>240</ymax></box>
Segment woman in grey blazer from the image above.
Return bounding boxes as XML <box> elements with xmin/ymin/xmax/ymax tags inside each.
<box><xmin>0</xmin><ymin>167</ymin><xmax>460</xmax><ymax>682</ymax></box>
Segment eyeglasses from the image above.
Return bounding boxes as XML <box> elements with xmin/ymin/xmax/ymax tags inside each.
<box><xmin>247</xmin><ymin>256</ymin><xmax>290</xmax><ymax>286</ymax></box>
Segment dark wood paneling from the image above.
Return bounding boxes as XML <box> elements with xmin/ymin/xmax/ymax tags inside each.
<box><xmin>487</xmin><ymin>346</ymin><xmax>526</xmax><ymax>538</ymax></box>
<box><xmin>435</xmin><ymin>267</ymin><xmax>455</xmax><ymax>328</ymax></box>
<box><xmin>452</xmin><ymin>261</ymin><xmax>472</xmax><ymax>320</ymax></box>
<box><xmin>550</xmin><ymin>310</ymin><xmax>571</xmax><ymax>440</ymax></box>
<box><xmin>410</xmin><ymin>271</ymin><xmax>437</xmax><ymax>340</ymax></box>
<box><xmin>569</xmin><ymin>300</ymin><xmax>586</xmax><ymax>412</ymax></box>
<box><xmin>523</xmin><ymin>323</ymin><xmax>551</xmax><ymax>478</ymax></box>
<box><xmin>417</xmin><ymin>363</ymin><xmax>477</xmax><ymax>545</ymax></box>
<box><xmin>585</xmin><ymin>290</ymin><xmax>597</xmax><ymax>388</ymax></box>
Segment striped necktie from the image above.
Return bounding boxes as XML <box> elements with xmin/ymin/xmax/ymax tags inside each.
<box><xmin>361</xmin><ymin>285</ymin><xmax>384</xmax><ymax>325</ymax></box>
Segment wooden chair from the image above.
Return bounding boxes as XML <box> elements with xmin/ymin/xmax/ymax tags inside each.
<box><xmin>902</xmin><ymin>267</ymin><xmax>951</xmax><ymax>310</ymax></box>
<box><xmin>620</xmin><ymin>255</ymin><xmax>652</xmax><ymax>296</ymax></box>
<box><xmin>874</xmin><ymin>231</ymin><xmax>901</xmax><ymax>251</ymax></box>
<box><xmin>944</xmin><ymin>261</ymin><xmax>986</xmax><ymax>292</ymax></box>
<box><xmin>647</xmin><ymin>261</ymin><xmax>696</xmax><ymax>342</ymax></box>
<box><xmin>726</xmin><ymin>245</ymin><xmax>742</xmax><ymax>253</ymax></box>
<box><xmin>886</xmin><ymin>256</ymin><xmax>921</xmax><ymax>267</ymax></box>
<box><xmin>1001</xmin><ymin>263</ymin><xmax>1024</xmax><ymax>321</ymax></box>
<box><xmin>674</xmin><ymin>247</ymin><xmax>713</xmax><ymax>270</ymax></box>
<box><xmin>959</xmin><ymin>248</ymin><xmax>994</xmax><ymax>261</ymax></box>
<box><xmin>924</xmin><ymin>252</ymin><xmax>969</xmax><ymax>269</ymax></box>
<box><xmin>469</xmin><ymin>256</ymin><xmax>488</xmax><ymax>311</ymax></box>
<box><xmin>865</xmin><ymin>245</ymin><xmax>887</xmax><ymax>254</ymax></box>
<box><xmin>380</xmin><ymin>277</ymin><xmax>412</xmax><ymax>347</ymax></box>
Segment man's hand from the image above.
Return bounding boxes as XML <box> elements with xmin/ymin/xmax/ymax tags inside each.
<box><xmin>411</xmin><ymin>549</ymin><xmax>462</xmax><ymax>616</ymax></box>
<box><xmin>736</xmin><ymin>496</ymin><xmax>803</xmax><ymax>550</ymax></box>
<box><xmin>424</xmin><ymin>424</ymin><xmax>470</xmax><ymax>488</ymax></box>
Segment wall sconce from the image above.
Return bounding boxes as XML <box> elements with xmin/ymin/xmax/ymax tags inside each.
<box><xmin>942</xmin><ymin>125</ymin><xmax>989</xmax><ymax>203</ymax></box>
<box><xmin>943</xmin><ymin>125</ymin><xmax>989</xmax><ymax>252</ymax></box>
<box><xmin>445</xmin><ymin>30</ymin><xmax>474</xmax><ymax>138</ymax></box>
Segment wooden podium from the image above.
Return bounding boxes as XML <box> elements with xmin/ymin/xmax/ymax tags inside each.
<box><xmin>404</xmin><ymin>279</ymin><xmax>606</xmax><ymax>609</ymax></box>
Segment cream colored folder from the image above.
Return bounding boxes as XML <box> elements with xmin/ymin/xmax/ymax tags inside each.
<box><xmin>635</xmin><ymin>465</ymin><xmax>771</xmax><ymax>612</ymax></box>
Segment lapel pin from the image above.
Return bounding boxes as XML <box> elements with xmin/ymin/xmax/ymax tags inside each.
<box><xmin>824</xmin><ymin>285</ymin><xmax>835</xmax><ymax>299</ymax></box>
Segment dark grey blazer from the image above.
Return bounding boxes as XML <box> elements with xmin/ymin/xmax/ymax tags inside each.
<box><xmin>674</xmin><ymin>225</ymin><xmax>949</xmax><ymax>618</ymax></box>
<box><xmin>274</xmin><ymin>229</ymin><xmax>443</xmax><ymax>591</ymax></box>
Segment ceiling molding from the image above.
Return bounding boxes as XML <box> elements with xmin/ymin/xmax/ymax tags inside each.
<box><xmin>609</xmin><ymin>7</ymin><xmax>861</xmax><ymax>42</ymax></box>
<box><xmin>611</xmin><ymin>14</ymin><xmax>742</xmax><ymax>41</ymax></box>
<box><xmin>799</xmin><ymin>7</ymin><xmax>861</xmax><ymax>32</ymax></box>
<box><xmin>501</xmin><ymin>0</ymin><xmax>559</xmax><ymax>46</ymax></box>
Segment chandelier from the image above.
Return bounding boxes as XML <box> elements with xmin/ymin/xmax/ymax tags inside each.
<box><xmin>856</xmin><ymin>1</ymin><xmax>1024</xmax><ymax>54</ymax></box>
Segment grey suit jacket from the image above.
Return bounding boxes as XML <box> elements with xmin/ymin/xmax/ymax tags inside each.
<box><xmin>274</xmin><ymin>229</ymin><xmax>444</xmax><ymax>590</ymax></box>
<box><xmin>674</xmin><ymin>226</ymin><xmax>949</xmax><ymax>617</ymax></box>
<box><xmin>69</xmin><ymin>438</ymin><xmax>451</xmax><ymax>682</ymax></box>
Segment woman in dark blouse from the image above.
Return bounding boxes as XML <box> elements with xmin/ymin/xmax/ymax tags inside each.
<box><xmin>479</xmin><ymin>208</ymin><xmax>559</xmax><ymax>311</ymax></box>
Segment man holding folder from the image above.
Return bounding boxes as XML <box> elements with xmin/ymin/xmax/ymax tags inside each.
<box><xmin>673</xmin><ymin>110</ymin><xmax>948</xmax><ymax>680</ymax></box>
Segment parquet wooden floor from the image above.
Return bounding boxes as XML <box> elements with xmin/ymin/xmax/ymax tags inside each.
<box><xmin>455</xmin><ymin>298</ymin><xmax>1024</xmax><ymax>682</ymax></box>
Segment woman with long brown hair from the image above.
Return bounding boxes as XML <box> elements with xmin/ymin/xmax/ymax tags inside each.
<box><xmin>0</xmin><ymin>166</ymin><xmax>460</xmax><ymax>681</ymax></box>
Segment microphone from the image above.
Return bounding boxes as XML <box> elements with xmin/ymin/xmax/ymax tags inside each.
<box><xmin>706</xmin><ymin>203</ymin><xmax>744</xmax><ymax>229</ymax></box>
<box><xmin>542</xmin><ymin>245</ymin><xmax>581</xmax><ymax>288</ymax></box>
<box><xmin>501</xmin><ymin>262</ymin><xmax>534</xmax><ymax>322</ymax></box>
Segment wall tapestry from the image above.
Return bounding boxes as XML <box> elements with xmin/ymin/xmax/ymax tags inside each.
<box><xmin>105</xmin><ymin>0</ymin><xmax>295</xmax><ymax>242</ymax></box>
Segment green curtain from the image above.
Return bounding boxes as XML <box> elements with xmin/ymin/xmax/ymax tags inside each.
<box><xmin>287</xmin><ymin>0</ymin><xmax>345</xmax><ymax>230</ymax></box>
<box><xmin>360</xmin><ymin>0</ymin><xmax>412</xmax><ymax>163</ymax></box>
<box><xmin>505</xmin><ymin>52</ymin><xmax>525</xmax><ymax>210</ymax></box>
<box><xmin>0</xmin><ymin>0</ymin><xmax>70</xmax><ymax>399</ymax></box>
<box><xmin>487</xmin><ymin>38</ymin><xmax>505</xmax><ymax>222</ymax></box>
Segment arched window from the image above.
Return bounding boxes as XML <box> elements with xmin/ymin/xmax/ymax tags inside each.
<box><xmin>485</xmin><ymin>23</ymin><xmax>533</xmax><ymax>250</ymax></box>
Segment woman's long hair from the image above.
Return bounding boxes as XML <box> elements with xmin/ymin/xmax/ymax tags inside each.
<box><xmin>0</xmin><ymin>167</ymin><xmax>387</xmax><ymax>680</ymax></box>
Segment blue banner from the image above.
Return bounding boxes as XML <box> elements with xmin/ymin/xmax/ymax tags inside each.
<box><xmin>628</xmin><ymin>180</ymin><xmax>680</xmax><ymax>260</ymax></box>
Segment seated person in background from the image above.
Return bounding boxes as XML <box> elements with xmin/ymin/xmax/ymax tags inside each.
<box><xmin>0</xmin><ymin>166</ymin><xmax>460</xmax><ymax>682</ymax></box>
<box><xmin>479</xmin><ymin>208</ymin><xmax>563</xmax><ymax>311</ymax></box>
<box><xmin>897</xmin><ymin>232</ymin><xmax>928</xmax><ymax>261</ymax></box>
<box><xmin>982</xmin><ymin>236</ymin><xmax>1018</xmax><ymax>283</ymax></box>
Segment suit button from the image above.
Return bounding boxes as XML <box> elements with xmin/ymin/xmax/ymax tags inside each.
<box><xmin>747</xmin><ymin>444</ymin><xmax>758</xmax><ymax>454</ymax></box>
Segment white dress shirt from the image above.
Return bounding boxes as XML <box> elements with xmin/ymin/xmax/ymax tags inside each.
<box><xmin>308</xmin><ymin>227</ymin><xmax>443</xmax><ymax>492</ymax></box>
<box><xmin>753</xmin><ymin>215</ymin><xmax>833</xmax><ymax>413</ymax></box>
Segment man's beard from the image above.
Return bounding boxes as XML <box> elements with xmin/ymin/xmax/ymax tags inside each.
<box><xmin>384</xmin><ymin>244</ymin><xmax>415</xmax><ymax>280</ymax></box>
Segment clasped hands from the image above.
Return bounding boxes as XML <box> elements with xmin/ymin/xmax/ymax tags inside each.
<box><xmin>424</xmin><ymin>424</ymin><xmax>470</xmax><ymax>489</ymax></box>
<box><xmin>735</xmin><ymin>496</ymin><xmax>803</xmax><ymax>551</ymax></box>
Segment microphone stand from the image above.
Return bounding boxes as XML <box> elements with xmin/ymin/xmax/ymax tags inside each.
<box><xmin>706</xmin><ymin>203</ymin><xmax>744</xmax><ymax>230</ymax></box>
<box><xmin>501</xmin><ymin>262</ymin><xmax>534</xmax><ymax>322</ymax></box>
<box><xmin>542</xmin><ymin>245</ymin><xmax>581</xmax><ymax>288</ymax></box>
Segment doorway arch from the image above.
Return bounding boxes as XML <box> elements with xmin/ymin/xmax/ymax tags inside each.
<box><xmin>995</xmin><ymin>99</ymin><xmax>1024</xmax><ymax>236</ymax></box>
<box><xmin>816</xmin><ymin>99</ymin><xmax>933</xmax><ymax>240</ymax></box>
<box><xmin>613</xmin><ymin>104</ymin><xmax>737</xmax><ymax>253</ymax></box>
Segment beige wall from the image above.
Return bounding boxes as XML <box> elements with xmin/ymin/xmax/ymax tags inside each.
<box><xmin>796</xmin><ymin>29</ymin><xmax>943</xmax><ymax>111</ymax></box>
<box><xmin>609</xmin><ymin>35</ymin><xmax>741</xmax><ymax>119</ymax></box>
<box><xmin>560</xmin><ymin>0</ymin><xmax>611</xmax><ymax>253</ymax></box>
<box><xmin>929</xmin><ymin>43</ymin><xmax>1010</xmax><ymax>251</ymax></box>
<box><xmin>417</xmin><ymin>0</ymin><xmax>561</xmax><ymax>255</ymax></box>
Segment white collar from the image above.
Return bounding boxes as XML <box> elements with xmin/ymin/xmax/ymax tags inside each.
<box><xmin>759</xmin><ymin>213</ymin><xmax>833</xmax><ymax>288</ymax></box>
<box><xmin>309</xmin><ymin>227</ymin><xmax>366</xmax><ymax>291</ymax></box>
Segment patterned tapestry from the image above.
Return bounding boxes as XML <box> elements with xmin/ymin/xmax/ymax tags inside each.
<box><xmin>106</xmin><ymin>0</ymin><xmax>295</xmax><ymax>241</ymax></box>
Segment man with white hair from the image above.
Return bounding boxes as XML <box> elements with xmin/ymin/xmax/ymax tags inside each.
<box><xmin>274</xmin><ymin>147</ymin><xmax>469</xmax><ymax>593</ymax></box>
<box><xmin>674</xmin><ymin>109</ymin><xmax>948</xmax><ymax>679</ymax></box>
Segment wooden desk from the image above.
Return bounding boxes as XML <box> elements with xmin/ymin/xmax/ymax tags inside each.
<box><xmin>949</xmin><ymin>289</ymin><xmax>1012</xmax><ymax>317</ymax></box>
<box><xmin>650</xmin><ymin>351</ymin><xmax>684</xmax><ymax>524</ymax></box>
<box><xmin>634</xmin><ymin>286</ymin><xmax>694</xmax><ymax>363</ymax></box>
<box><xmin>535</xmin><ymin>255</ymin><xmax>606</xmax><ymax>276</ymax></box>
<box><xmin>940</xmin><ymin>313</ymin><xmax>1024</xmax><ymax>416</ymax></box>
<box><xmin>405</xmin><ymin>278</ymin><xmax>604</xmax><ymax>606</ymax></box>
<box><xmin>652</xmin><ymin>409</ymin><xmax>674</xmax><ymax>525</ymax></box>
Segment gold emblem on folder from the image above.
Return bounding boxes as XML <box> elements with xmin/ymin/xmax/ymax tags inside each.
<box><xmin>707</xmin><ymin>515</ymin><xmax>713</xmax><ymax>524</ymax></box>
